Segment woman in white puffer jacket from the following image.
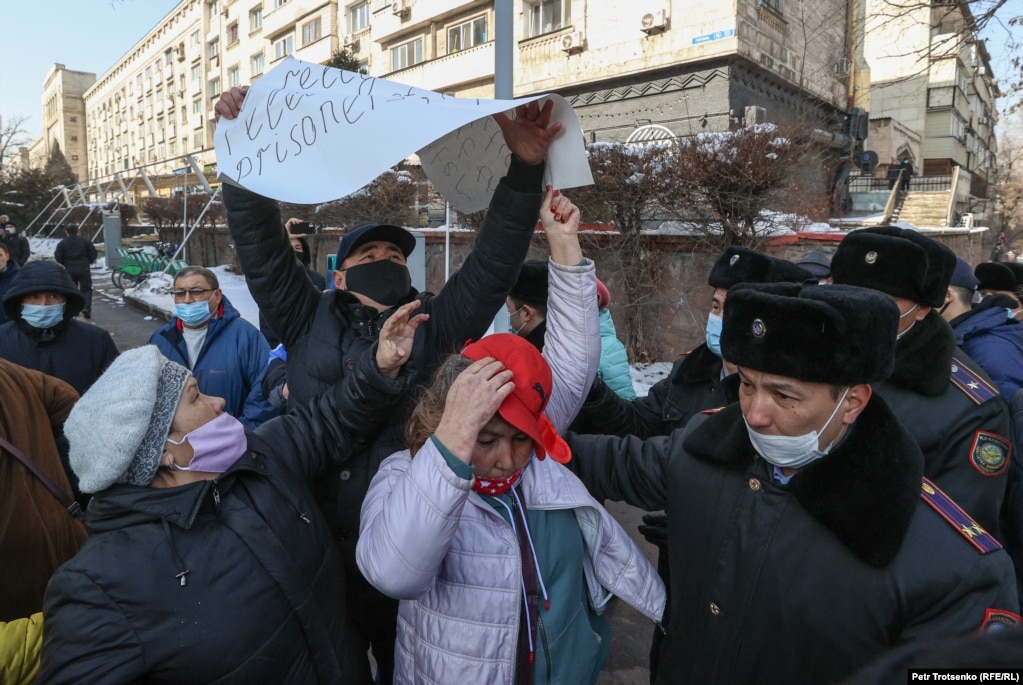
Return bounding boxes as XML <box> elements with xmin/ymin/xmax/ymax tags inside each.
<box><xmin>357</xmin><ymin>189</ymin><xmax>665</xmax><ymax>685</ymax></box>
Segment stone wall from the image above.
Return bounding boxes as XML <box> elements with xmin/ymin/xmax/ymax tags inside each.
<box><xmin>149</xmin><ymin>225</ymin><xmax>985</xmax><ymax>362</ymax></box>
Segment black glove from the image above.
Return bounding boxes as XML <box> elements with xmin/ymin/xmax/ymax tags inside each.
<box><xmin>638</xmin><ymin>512</ymin><xmax>669</xmax><ymax>550</ymax></box>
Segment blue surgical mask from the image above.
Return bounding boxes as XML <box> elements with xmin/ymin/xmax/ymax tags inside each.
<box><xmin>174</xmin><ymin>300</ymin><xmax>214</xmax><ymax>327</ymax></box>
<box><xmin>21</xmin><ymin>303</ymin><xmax>65</xmax><ymax>329</ymax></box>
<box><xmin>508</xmin><ymin>306</ymin><xmax>526</xmax><ymax>336</ymax></box>
<box><xmin>705</xmin><ymin>313</ymin><xmax>723</xmax><ymax>358</ymax></box>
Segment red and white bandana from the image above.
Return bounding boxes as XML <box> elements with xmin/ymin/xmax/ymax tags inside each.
<box><xmin>472</xmin><ymin>467</ymin><xmax>525</xmax><ymax>497</ymax></box>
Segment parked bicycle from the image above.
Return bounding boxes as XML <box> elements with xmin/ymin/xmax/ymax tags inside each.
<box><xmin>111</xmin><ymin>243</ymin><xmax>186</xmax><ymax>290</ymax></box>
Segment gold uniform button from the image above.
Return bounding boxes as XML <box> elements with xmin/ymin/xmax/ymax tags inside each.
<box><xmin>709</xmin><ymin>602</ymin><xmax>721</xmax><ymax>616</ymax></box>
<box><xmin>748</xmin><ymin>477</ymin><xmax>762</xmax><ymax>491</ymax></box>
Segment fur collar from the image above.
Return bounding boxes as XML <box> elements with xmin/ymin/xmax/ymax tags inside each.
<box><xmin>683</xmin><ymin>396</ymin><xmax>923</xmax><ymax>567</ymax></box>
<box><xmin>673</xmin><ymin>343</ymin><xmax>723</xmax><ymax>385</ymax></box>
<box><xmin>886</xmin><ymin>310</ymin><xmax>956</xmax><ymax>396</ymax></box>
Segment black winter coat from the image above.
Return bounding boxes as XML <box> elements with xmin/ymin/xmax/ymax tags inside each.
<box><xmin>573</xmin><ymin>343</ymin><xmax>727</xmax><ymax>438</ymax></box>
<box><xmin>570</xmin><ymin>397</ymin><xmax>1019</xmax><ymax>685</ymax></box>
<box><xmin>53</xmin><ymin>234</ymin><xmax>97</xmax><ymax>273</ymax></box>
<box><xmin>40</xmin><ymin>348</ymin><xmax>409</xmax><ymax>684</ymax></box>
<box><xmin>1</xmin><ymin>233</ymin><xmax>30</xmax><ymax>266</ymax></box>
<box><xmin>223</xmin><ymin>157</ymin><xmax>544</xmax><ymax>548</ymax></box>
<box><xmin>875</xmin><ymin>311</ymin><xmax>1013</xmax><ymax>538</ymax></box>
<box><xmin>0</xmin><ymin>261</ymin><xmax>19</xmax><ymax>325</ymax></box>
<box><xmin>0</xmin><ymin>318</ymin><xmax>118</xmax><ymax>395</ymax></box>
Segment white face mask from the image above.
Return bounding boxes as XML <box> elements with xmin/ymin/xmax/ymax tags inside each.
<box><xmin>744</xmin><ymin>387</ymin><xmax>850</xmax><ymax>470</ymax></box>
<box><xmin>896</xmin><ymin>304</ymin><xmax>919</xmax><ymax>340</ymax></box>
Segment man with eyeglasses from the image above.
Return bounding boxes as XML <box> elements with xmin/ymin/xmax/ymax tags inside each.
<box><xmin>149</xmin><ymin>266</ymin><xmax>276</xmax><ymax>430</ymax></box>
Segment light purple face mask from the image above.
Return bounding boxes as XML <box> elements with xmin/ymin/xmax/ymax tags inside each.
<box><xmin>166</xmin><ymin>412</ymin><xmax>246</xmax><ymax>473</ymax></box>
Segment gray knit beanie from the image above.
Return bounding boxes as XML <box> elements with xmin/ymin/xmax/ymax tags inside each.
<box><xmin>66</xmin><ymin>346</ymin><xmax>190</xmax><ymax>493</ymax></box>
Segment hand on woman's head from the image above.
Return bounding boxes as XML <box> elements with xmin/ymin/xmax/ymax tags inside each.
<box><xmin>433</xmin><ymin>357</ymin><xmax>514</xmax><ymax>462</ymax></box>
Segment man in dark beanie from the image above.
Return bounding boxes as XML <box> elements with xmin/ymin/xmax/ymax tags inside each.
<box><xmin>569</xmin><ymin>282</ymin><xmax>1019</xmax><ymax>685</ymax></box>
<box><xmin>54</xmin><ymin>225</ymin><xmax>98</xmax><ymax>319</ymax></box>
<box><xmin>506</xmin><ymin>259</ymin><xmax>549</xmax><ymax>350</ymax></box>
<box><xmin>830</xmin><ymin>226</ymin><xmax>1014</xmax><ymax>539</ymax></box>
<box><xmin>976</xmin><ymin>261</ymin><xmax>1022</xmax><ymax>318</ymax></box>
<box><xmin>0</xmin><ymin>261</ymin><xmax>118</xmax><ymax>395</ymax></box>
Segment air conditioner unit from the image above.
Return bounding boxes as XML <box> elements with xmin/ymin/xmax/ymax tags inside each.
<box><xmin>745</xmin><ymin>105</ymin><xmax>767</xmax><ymax>124</ymax></box>
<box><xmin>343</xmin><ymin>33</ymin><xmax>356</xmax><ymax>48</ymax></box>
<box><xmin>561</xmin><ymin>31</ymin><xmax>585</xmax><ymax>54</ymax></box>
<box><xmin>834</xmin><ymin>57</ymin><xmax>850</xmax><ymax>76</ymax></box>
<box><xmin>640</xmin><ymin>8</ymin><xmax>670</xmax><ymax>34</ymax></box>
<box><xmin>961</xmin><ymin>212</ymin><xmax>974</xmax><ymax>228</ymax></box>
<box><xmin>391</xmin><ymin>0</ymin><xmax>407</xmax><ymax>16</ymax></box>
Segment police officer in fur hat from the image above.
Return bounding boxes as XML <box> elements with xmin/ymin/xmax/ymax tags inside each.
<box><xmin>570</xmin><ymin>245</ymin><xmax>816</xmax><ymax>681</ymax></box>
<box><xmin>569</xmin><ymin>282</ymin><xmax>1019</xmax><ymax>685</ymax></box>
<box><xmin>830</xmin><ymin>226</ymin><xmax>1014</xmax><ymax>539</ymax></box>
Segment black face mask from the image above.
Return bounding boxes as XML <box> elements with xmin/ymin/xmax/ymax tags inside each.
<box><xmin>342</xmin><ymin>259</ymin><xmax>411</xmax><ymax>307</ymax></box>
<box><xmin>295</xmin><ymin>248</ymin><xmax>311</xmax><ymax>268</ymax></box>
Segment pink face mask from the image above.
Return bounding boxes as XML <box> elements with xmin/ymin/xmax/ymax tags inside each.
<box><xmin>166</xmin><ymin>412</ymin><xmax>247</xmax><ymax>473</ymax></box>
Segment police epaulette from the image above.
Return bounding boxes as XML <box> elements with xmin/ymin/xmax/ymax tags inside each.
<box><xmin>700</xmin><ymin>407</ymin><xmax>725</xmax><ymax>415</ymax></box>
<box><xmin>920</xmin><ymin>477</ymin><xmax>1002</xmax><ymax>554</ymax></box>
<box><xmin>949</xmin><ymin>355</ymin><xmax>1000</xmax><ymax>405</ymax></box>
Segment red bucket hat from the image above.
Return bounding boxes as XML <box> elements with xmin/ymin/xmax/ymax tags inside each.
<box><xmin>461</xmin><ymin>333</ymin><xmax>572</xmax><ymax>464</ymax></box>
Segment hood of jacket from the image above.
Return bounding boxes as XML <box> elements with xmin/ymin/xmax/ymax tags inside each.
<box><xmin>953</xmin><ymin>304</ymin><xmax>1023</xmax><ymax>349</ymax></box>
<box><xmin>682</xmin><ymin>394</ymin><xmax>923</xmax><ymax>568</ymax></box>
<box><xmin>2</xmin><ymin>260</ymin><xmax>85</xmax><ymax>321</ymax></box>
<box><xmin>0</xmin><ymin>260</ymin><xmax>19</xmax><ymax>283</ymax></box>
<box><xmin>886</xmin><ymin>310</ymin><xmax>957</xmax><ymax>396</ymax></box>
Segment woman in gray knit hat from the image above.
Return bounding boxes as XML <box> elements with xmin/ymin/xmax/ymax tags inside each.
<box><xmin>39</xmin><ymin>301</ymin><xmax>426</xmax><ymax>685</ymax></box>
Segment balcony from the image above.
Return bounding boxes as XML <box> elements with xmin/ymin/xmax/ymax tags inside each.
<box><xmin>387</xmin><ymin>41</ymin><xmax>494</xmax><ymax>92</ymax></box>
<box><xmin>295</xmin><ymin>37</ymin><xmax>332</xmax><ymax>65</ymax></box>
<box><xmin>262</xmin><ymin>2</ymin><xmax>300</xmax><ymax>39</ymax></box>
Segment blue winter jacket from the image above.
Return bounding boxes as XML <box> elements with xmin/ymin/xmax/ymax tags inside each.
<box><xmin>150</xmin><ymin>296</ymin><xmax>277</xmax><ymax>429</ymax></box>
<box><xmin>598</xmin><ymin>308</ymin><xmax>636</xmax><ymax>400</ymax></box>
<box><xmin>952</xmin><ymin>304</ymin><xmax>1023</xmax><ymax>400</ymax></box>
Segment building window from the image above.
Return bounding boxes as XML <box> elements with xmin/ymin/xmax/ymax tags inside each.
<box><xmin>448</xmin><ymin>15</ymin><xmax>488</xmax><ymax>53</ymax></box>
<box><xmin>758</xmin><ymin>0</ymin><xmax>782</xmax><ymax>14</ymax></box>
<box><xmin>227</xmin><ymin>22</ymin><xmax>239</xmax><ymax>45</ymax></box>
<box><xmin>302</xmin><ymin>17</ymin><xmax>322</xmax><ymax>45</ymax></box>
<box><xmin>249</xmin><ymin>5</ymin><xmax>263</xmax><ymax>31</ymax></box>
<box><xmin>348</xmin><ymin>1</ymin><xmax>369</xmax><ymax>32</ymax></box>
<box><xmin>228</xmin><ymin>65</ymin><xmax>241</xmax><ymax>87</ymax></box>
<box><xmin>193</xmin><ymin>98</ymin><xmax>202</xmax><ymax>114</ymax></box>
<box><xmin>391</xmin><ymin>38</ymin><xmax>423</xmax><ymax>71</ymax></box>
<box><xmin>525</xmin><ymin>0</ymin><xmax>570</xmax><ymax>38</ymax></box>
<box><xmin>190</xmin><ymin>30</ymin><xmax>201</xmax><ymax>45</ymax></box>
<box><xmin>274</xmin><ymin>0</ymin><xmax>288</xmax><ymax>7</ymax></box>
<box><xmin>71</xmin><ymin>136</ymin><xmax>78</xmax><ymax>142</ymax></box>
<box><xmin>273</xmin><ymin>34</ymin><xmax>294</xmax><ymax>60</ymax></box>
<box><xmin>70</xmin><ymin>117</ymin><xmax>78</xmax><ymax>123</ymax></box>
<box><xmin>208</xmin><ymin>39</ymin><xmax>220</xmax><ymax>60</ymax></box>
<box><xmin>251</xmin><ymin>52</ymin><xmax>265</xmax><ymax>75</ymax></box>
<box><xmin>191</xmin><ymin>64</ymin><xmax>201</xmax><ymax>81</ymax></box>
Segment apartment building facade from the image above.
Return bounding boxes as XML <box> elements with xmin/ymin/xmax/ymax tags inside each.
<box><xmin>863</xmin><ymin>0</ymin><xmax>998</xmax><ymax>197</ymax></box>
<box><xmin>36</xmin><ymin>65</ymin><xmax>96</xmax><ymax>182</ymax></box>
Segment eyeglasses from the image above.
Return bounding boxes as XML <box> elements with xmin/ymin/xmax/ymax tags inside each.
<box><xmin>172</xmin><ymin>287</ymin><xmax>216</xmax><ymax>301</ymax></box>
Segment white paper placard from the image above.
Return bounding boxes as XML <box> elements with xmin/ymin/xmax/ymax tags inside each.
<box><xmin>214</xmin><ymin>56</ymin><xmax>593</xmax><ymax>212</ymax></box>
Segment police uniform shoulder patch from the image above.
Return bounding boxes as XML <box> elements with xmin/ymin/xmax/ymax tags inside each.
<box><xmin>979</xmin><ymin>608</ymin><xmax>1022</xmax><ymax>633</ymax></box>
<box><xmin>920</xmin><ymin>477</ymin><xmax>1002</xmax><ymax>554</ymax></box>
<box><xmin>949</xmin><ymin>355</ymin><xmax>1000</xmax><ymax>405</ymax></box>
<box><xmin>968</xmin><ymin>430</ymin><xmax>1011</xmax><ymax>477</ymax></box>
<box><xmin>700</xmin><ymin>407</ymin><xmax>725</xmax><ymax>415</ymax></box>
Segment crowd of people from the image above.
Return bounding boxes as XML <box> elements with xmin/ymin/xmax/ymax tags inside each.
<box><xmin>2</xmin><ymin>90</ymin><xmax>1023</xmax><ymax>685</ymax></box>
